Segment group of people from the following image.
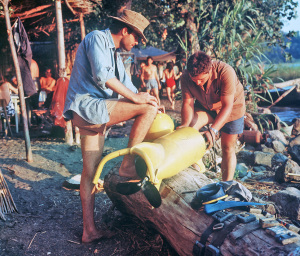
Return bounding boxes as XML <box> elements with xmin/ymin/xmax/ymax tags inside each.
<box><xmin>0</xmin><ymin>65</ymin><xmax>57</xmax><ymax>136</ymax></box>
<box><xmin>63</xmin><ymin>9</ymin><xmax>246</xmax><ymax>243</ymax></box>
<box><xmin>134</xmin><ymin>57</ymin><xmax>182</xmax><ymax>110</ymax></box>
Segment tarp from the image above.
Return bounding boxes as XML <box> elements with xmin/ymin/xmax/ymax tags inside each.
<box><xmin>131</xmin><ymin>46</ymin><xmax>176</xmax><ymax>62</ymax></box>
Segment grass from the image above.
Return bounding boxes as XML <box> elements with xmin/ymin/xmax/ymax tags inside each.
<box><xmin>269</xmin><ymin>60</ymin><xmax>300</xmax><ymax>82</ymax></box>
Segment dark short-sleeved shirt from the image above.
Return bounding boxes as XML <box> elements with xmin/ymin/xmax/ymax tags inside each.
<box><xmin>181</xmin><ymin>60</ymin><xmax>245</xmax><ymax>122</ymax></box>
<box><xmin>63</xmin><ymin>29</ymin><xmax>137</xmax><ymax>124</ymax></box>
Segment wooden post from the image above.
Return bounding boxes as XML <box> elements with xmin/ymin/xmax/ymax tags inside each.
<box><xmin>79</xmin><ymin>13</ymin><xmax>86</xmax><ymax>39</ymax></box>
<box><xmin>1</xmin><ymin>0</ymin><xmax>33</xmax><ymax>162</ymax></box>
<box><xmin>55</xmin><ymin>0</ymin><xmax>73</xmax><ymax>145</ymax></box>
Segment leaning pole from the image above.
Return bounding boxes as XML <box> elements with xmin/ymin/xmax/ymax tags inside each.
<box><xmin>1</xmin><ymin>0</ymin><xmax>33</xmax><ymax>162</ymax></box>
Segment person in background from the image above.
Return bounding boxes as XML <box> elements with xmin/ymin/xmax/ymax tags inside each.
<box><xmin>29</xmin><ymin>59</ymin><xmax>40</xmax><ymax>109</ymax></box>
<box><xmin>0</xmin><ymin>74</ymin><xmax>16</xmax><ymax>133</ymax></box>
<box><xmin>178</xmin><ymin>51</ymin><xmax>245</xmax><ymax>181</ymax></box>
<box><xmin>63</xmin><ymin>10</ymin><xmax>158</xmax><ymax>244</ymax></box>
<box><xmin>157</xmin><ymin>61</ymin><xmax>166</xmax><ymax>98</ymax></box>
<box><xmin>132</xmin><ymin>62</ymin><xmax>145</xmax><ymax>92</ymax></box>
<box><xmin>31</xmin><ymin>59</ymin><xmax>40</xmax><ymax>91</ymax></box>
<box><xmin>163</xmin><ymin>61</ymin><xmax>182</xmax><ymax>110</ymax></box>
<box><xmin>40</xmin><ymin>68</ymin><xmax>56</xmax><ymax>109</ymax></box>
<box><xmin>141</xmin><ymin>56</ymin><xmax>161</xmax><ymax>105</ymax></box>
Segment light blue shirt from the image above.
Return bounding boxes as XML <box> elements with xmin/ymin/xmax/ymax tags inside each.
<box><xmin>63</xmin><ymin>29</ymin><xmax>137</xmax><ymax>124</ymax></box>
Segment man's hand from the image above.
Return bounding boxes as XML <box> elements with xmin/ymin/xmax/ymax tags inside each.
<box><xmin>176</xmin><ymin>124</ymin><xmax>189</xmax><ymax>130</ymax></box>
<box><xmin>133</xmin><ymin>92</ymin><xmax>158</xmax><ymax>107</ymax></box>
<box><xmin>201</xmin><ymin>129</ymin><xmax>216</xmax><ymax>150</ymax></box>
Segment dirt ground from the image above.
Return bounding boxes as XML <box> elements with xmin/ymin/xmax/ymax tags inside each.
<box><xmin>0</xmin><ymin>94</ymin><xmax>289</xmax><ymax>256</ymax></box>
<box><xmin>0</xmin><ymin>96</ymin><xmax>182</xmax><ymax>256</ymax></box>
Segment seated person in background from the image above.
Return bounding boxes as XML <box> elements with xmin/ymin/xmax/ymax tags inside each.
<box><xmin>40</xmin><ymin>68</ymin><xmax>56</xmax><ymax>109</ymax></box>
<box><xmin>178</xmin><ymin>51</ymin><xmax>245</xmax><ymax>181</ymax></box>
<box><xmin>6</xmin><ymin>77</ymin><xmax>19</xmax><ymax>95</ymax></box>
<box><xmin>0</xmin><ymin>75</ymin><xmax>16</xmax><ymax>131</ymax></box>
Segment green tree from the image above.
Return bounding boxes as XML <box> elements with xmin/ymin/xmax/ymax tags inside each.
<box><xmin>129</xmin><ymin>0</ymin><xmax>297</xmax><ymax>109</ymax></box>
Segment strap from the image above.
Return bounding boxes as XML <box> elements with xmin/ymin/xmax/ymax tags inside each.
<box><xmin>199</xmin><ymin>220</ymin><xmax>219</xmax><ymax>245</ymax></box>
<box><xmin>210</xmin><ymin>217</ymin><xmax>240</xmax><ymax>248</ymax></box>
<box><xmin>230</xmin><ymin>220</ymin><xmax>260</xmax><ymax>240</ymax></box>
<box><xmin>208</xmin><ymin>128</ymin><xmax>217</xmax><ymax>173</ymax></box>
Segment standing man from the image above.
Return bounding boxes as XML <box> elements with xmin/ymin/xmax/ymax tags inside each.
<box><xmin>63</xmin><ymin>10</ymin><xmax>158</xmax><ymax>243</ymax></box>
<box><xmin>141</xmin><ymin>56</ymin><xmax>161</xmax><ymax>105</ymax></box>
<box><xmin>178</xmin><ymin>51</ymin><xmax>245</xmax><ymax>181</ymax></box>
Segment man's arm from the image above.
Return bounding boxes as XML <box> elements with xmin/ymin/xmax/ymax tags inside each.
<box><xmin>179</xmin><ymin>96</ymin><xmax>194</xmax><ymax>128</ymax></box>
<box><xmin>201</xmin><ymin>94</ymin><xmax>234</xmax><ymax>149</ymax></box>
<box><xmin>106</xmin><ymin>77</ymin><xmax>158</xmax><ymax>106</ymax></box>
<box><xmin>8</xmin><ymin>83</ymin><xmax>18</xmax><ymax>94</ymax></box>
<box><xmin>211</xmin><ymin>94</ymin><xmax>234</xmax><ymax>131</ymax></box>
<box><xmin>140</xmin><ymin>67</ymin><xmax>145</xmax><ymax>88</ymax></box>
<box><xmin>154</xmin><ymin>66</ymin><xmax>161</xmax><ymax>90</ymax></box>
<box><xmin>48</xmin><ymin>79</ymin><xmax>56</xmax><ymax>93</ymax></box>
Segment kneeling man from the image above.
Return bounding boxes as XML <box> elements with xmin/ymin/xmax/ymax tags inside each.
<box><xmin>179</xmin><ymin>51</ymin><xmax>245</xmax><ymax>181</ymax></box>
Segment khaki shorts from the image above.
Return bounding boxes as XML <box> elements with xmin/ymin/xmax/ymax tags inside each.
<box><xmin>72</xmin><ymin>99</ymin><xmax>118</xmax><ymax>136</ymax></box>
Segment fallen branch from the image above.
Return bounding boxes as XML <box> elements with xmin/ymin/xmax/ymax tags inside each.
<box><xmin>267</xmin><ymin>85</ymin><xmax>296</xmax><ymax>109</ymax></box>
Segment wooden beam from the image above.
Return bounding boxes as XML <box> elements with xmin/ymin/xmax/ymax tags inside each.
<box><xmin>9</xmin><ymin>4</ymin><xmax>52</xmax><ymax>18</ymax></box>
<box><xmin>17</xmin><ymin>11</ymin><xmax>49</xmax><ymax>20</ymax></box>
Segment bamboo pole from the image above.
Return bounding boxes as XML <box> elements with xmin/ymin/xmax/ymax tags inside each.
<box><xmin>1</xmin><ymin>0</ymin><xmax>33</xmax><ymax>162</ymax></box>
<box><xmin>267</xmin><ymin>85</ymin><xmax>296</xmax><ymax>109</ymax></box>
<box><xmin>55</xmin><ymin>0</ymin><xmax>73</xmax><ymax>145</ymax></box>
<box><xmin>79</xmin><ymin>13</ymin><xmax>86</xmax><ymax>39</ymax></box>
<box><xmin>55</xmin><ymin>0</ymin><xmax>66</xmax><ymax>78</ymax></box>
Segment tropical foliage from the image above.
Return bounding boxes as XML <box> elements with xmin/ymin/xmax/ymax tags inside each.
<box><xmin>126</xmin><ymin>0</ymin><xmax>298</xmax><ymax>109</ymax></box>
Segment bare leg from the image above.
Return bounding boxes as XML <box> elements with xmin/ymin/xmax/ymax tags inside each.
<box><xmin>190</xmin><ymin>109</ymin><xmax>214</xmax><ymax>130</ymax></box>
<box><xmin>106</xmin><ymin>99</ymin><xmax>157</xmax><ymax>177</ymax></box>
<box><xmin>80</xmin><ymin>134</ymin><xmax>105</xmax><ymax>243</ymax></box>
<box><xmin>151</xmin><ymin>88</ymin><xmax>160</xmax><ymax>106</ymax></box>
<box><xmin>76</xmin><ymin>99</ymin><xmax>157</xmax><ymax>243</ymax></box>
<box><xmin>166</xmin><ymin>87</ymin><xmax>173</xmax><ymax>108</ymax></box>
<box><xmin>221</xmin><ymin>132</ymin><xmax>238</xmax><ymax>181</ymax></box>
<box><xmin>170</xmin><ymin>86</ymin><xmax>176</xmax><ymax>109</ymax></box>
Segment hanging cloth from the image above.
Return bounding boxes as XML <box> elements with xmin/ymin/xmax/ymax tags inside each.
<box><xmin>50</xmin><ymin>77</ymin><xmax>69</xmax><ymax>127</ymax></box>
<box><xmin>12</xmin><ymin>17</ymin><xmax>37</xmax><ymax>97</ymax></box>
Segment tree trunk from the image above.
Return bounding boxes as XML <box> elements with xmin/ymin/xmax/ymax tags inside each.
<box><xmin>186</xmin><ymin>13</ymin><xmax>200</xmax><ymax>54</ymax></box>
<box><xmin>2</xmin><ymin>0</ymin><xmax>33</xmax><ymax>162</ymax></box>
<box><xmin>104</xmin><ymin>164</ymin><xmax>300</xmax><ymax>256</ymax></box>
<box><xmin>55</xmin><ymin>0</ymin><xmax>73</xmax><ymax>145</ymax></box>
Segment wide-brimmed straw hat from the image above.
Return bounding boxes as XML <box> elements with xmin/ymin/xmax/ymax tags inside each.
<box><xmin>109</xmin><ymin>9</ymin><xmax>149</xmax><ymax>42</ymax></box>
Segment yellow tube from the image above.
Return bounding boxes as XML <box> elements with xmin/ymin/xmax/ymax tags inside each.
<box><xmin>92</xmin><ymin>148</ymin><xmax>131</xmax><ymax>184</ymax></box>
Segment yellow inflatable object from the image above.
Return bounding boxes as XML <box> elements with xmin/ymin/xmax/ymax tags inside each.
<box><xmin>93</xmin><ymin>126</ymin><xmax>207</xmax><ymax>190</ymax></box>
<box><xmin>144</xmin><ymin>113</ymin><xmax>174</xmax><ymax>142</ymax></box>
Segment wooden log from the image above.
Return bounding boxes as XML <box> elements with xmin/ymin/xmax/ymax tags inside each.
<box><xmin>103</xmin><ymin>164</ymin><xmax>300</xmax><ymax>256</ymax></box>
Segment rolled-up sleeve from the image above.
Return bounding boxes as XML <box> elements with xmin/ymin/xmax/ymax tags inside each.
<box><xmin>85</xmin><ymin>33</ymin><xmax>115</xmax><ymax>90</ymax></box>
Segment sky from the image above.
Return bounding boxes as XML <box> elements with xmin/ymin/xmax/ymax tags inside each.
<box><xmin>281</xmin><ymin>2</ymin><xmax>300</xmax><ymax>32</ymax></box>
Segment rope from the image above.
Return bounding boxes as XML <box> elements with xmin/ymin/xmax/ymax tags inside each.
<box><xmin>208</xmin><ymin>127</ymin><xmax>218</xmax><ymax>174</ymax></box>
